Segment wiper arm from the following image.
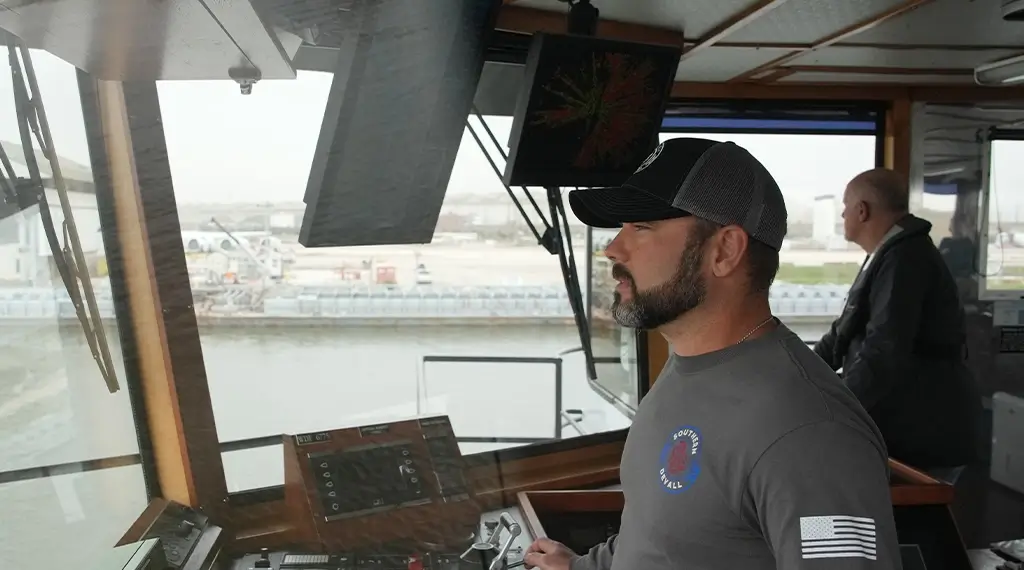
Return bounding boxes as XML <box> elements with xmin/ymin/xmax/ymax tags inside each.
<box><xmin>4</xmin><ymin>45</ymin><xmax>119</xmax><ymax>393</ymax></box>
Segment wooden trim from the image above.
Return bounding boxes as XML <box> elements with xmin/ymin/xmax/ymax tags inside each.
<box><xmin>645</xmin><ymin>331</ymin><xmax>669</xmax><ymax>389</ymax></box>
<box><xmin>682</xmin><ymin>0</ymin><xmax>791</xmax><ymax>60</ymax></box>
<box><xmin>730</xmin><ymin>0</ymin><xmax>937</xmax><ymax>82</ymax></box>
<box><xmin>784</xmin><ymin>65</ymin><xmax>972</xmax><ymax>77</ymax></box>
<box><xmin>888</xmin><ymin>458</ymin><xmax>943</xmax><ymax>485</ymax></box>
<box><xmin>516</xmin><ymin>490</ymin><xmax>625</xmax><ymax>539</ymax></box>
<box><xmin>92</xmin><ymin>80</ymin><xmax>193</xmax><ymax>505</ymax></box>
<box><xmin>116</xmin><ymin>498</ymin><xmax>172</xmax><ymax>547</ymax></box>
<box><xmin>672</xmin><ymin>81</ymin><xmax>904</xmax><ymax>100</ymax></box>
<box><xmin>757</xmin><ymin>68</ymin><xmax>798</xmax><ymax>83</ymax></box>
<box><xmin>891</xmin><ymin>484</ymin><xmax>955</xmax><ymax>505</ymax></box>
<box><xmin>888</xmin><ymin>458</ymin><xmax>955</xmax><ymax>505</ymax></box>
<box><xmin>77</xmin><ymin>69</ymin><xmax>162</xmax><ymax>499</ymax></box>
<box><xmin>515</xmin><ymin>478</ymin><xmax>953</xmax><ymax>539</ymax></box>
<box><xmin>670</xmin><ymin>81</ymin><xmax>1024</xmax><ymax>101</ymax></box>
<box><xmin>885</xmin><ymin>98</ymin><xmax>913</xmax><ymax>178</ymax></box>
<box><xmin>223</xmin><ymin>439</ymin><xmax>623</xmax><ymax>549</ymax></box>
<box><xmin>466</xmin><ymin>440</ymin><xmax>623</xmax><ymax>508</ymax></box>
<box><xmin>93</xmin><ymin>80</ymin><xmax>228</xmax><ymax>510</ymax></box>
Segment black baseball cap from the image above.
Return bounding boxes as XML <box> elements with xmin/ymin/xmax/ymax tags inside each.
<box><xmin>567</xmin><ymin>138</ymin><xmax>788</xmax><ymax>251</ymax></box>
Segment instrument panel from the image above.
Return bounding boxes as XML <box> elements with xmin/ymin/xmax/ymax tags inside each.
<box><xmin>234</xmin><ymin>550</ymin><xmax>486</xmax><ymax>570</ymax></box>
<box><xmin>231</xmin><ymin>508</ymin><xmax>531</xmax><ymax>570</ymax></box>
<box><xmin>310</xmin><ymin>441</ymin><xmax>429</xmax><ymax>520</ymax></box>
<box><xmin>284</xmin><ymin>415</ymin><xmax>481</xmax><ymax>551</ymax></box>
<box><xmin>115</xmin><ymin>498</ymin><xmax>225</xmax><ymax>570</ymax></box>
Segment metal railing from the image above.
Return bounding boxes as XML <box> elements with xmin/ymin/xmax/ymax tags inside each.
<box><xmin>420</xmin><ymin>354</ymin><xmax>564</xmax><ymax>441</ymax></box>
<box><xmin>0</xmin><ymin>453</ymin><xmax>142</xmax><ymax>485</ymax></box>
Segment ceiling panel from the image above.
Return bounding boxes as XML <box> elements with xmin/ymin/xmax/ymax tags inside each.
<box><xmin>676</xmin><ymin>46</ymin><xmax>794</xmax><ymax>81</ymax></box>
<box><xmin>778</xmin><ymin>71</ymin><xmax>975</xmax><ymax>83</ymax></box>
<box><xmin>511</xmin><ymin>0</ymin><xmax>750</xmax><ymax>37</ymax></box>
<box><xmin>789</xmin><ymin>46</ymin><xmax>1018</xmax><ymax>69</ymax></box>
<box><xmin>852</xmin><ymin>0</ymin><xmax>1024</xmax><ymax>46</ymax></box>
<box><xmin>726</xmin><ymin>0</ymin><xmax>907</xmax><ymax>44</ymax></box>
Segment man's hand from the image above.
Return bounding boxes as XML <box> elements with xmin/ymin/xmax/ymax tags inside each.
<box><xmin>523</xmin><ymin>537</ymin><xmax>576</xmax><ymax>570</ymax></box>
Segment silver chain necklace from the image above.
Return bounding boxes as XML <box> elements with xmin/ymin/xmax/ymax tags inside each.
<box><xmin>738</xmin><ymin>316</ymin><xmax>776</xmax><ymax>344</ymax></box>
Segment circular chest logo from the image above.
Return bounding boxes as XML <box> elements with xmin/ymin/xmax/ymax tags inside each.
<box><xmin>635</xmin><ymin>143</ymin><xmax>664</xmax><ymax>173</ymax></box>
<box><xmin>659</xmin><ymin>426</ymin><xmax>701</xmax><ymax>493</ymax></box>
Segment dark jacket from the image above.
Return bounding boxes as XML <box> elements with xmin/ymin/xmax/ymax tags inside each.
<box><xmin>814</xmin><ymin>214</ymin><xmax>982</xmax><ymax>469</ymax></box>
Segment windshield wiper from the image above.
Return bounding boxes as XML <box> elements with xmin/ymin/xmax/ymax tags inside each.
<box><xmin>1</xmin><ymin>44</ymin><xmax>119</xmax><ymax>393</ymax></box>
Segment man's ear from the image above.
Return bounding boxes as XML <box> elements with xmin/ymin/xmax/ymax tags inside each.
<box><xmin>859</xmin><ymin>200</ymin><xmax>871</xmax><ymax>223</ymax></box>
<box><xmin>710</xmin><ymin>226</ymin><xmax>747</xmax><ymax>278</ymax></box>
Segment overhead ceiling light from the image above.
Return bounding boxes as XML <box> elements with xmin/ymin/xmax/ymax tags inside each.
<box><xmin>975</xmin><ymin>54</ymin><xmax>1024</xmax><ymax>86</ymax></box>
<box><xmin>924</xmin><ymin>165</ymin><xmax>966</xmax><ymax>177</ymax></box>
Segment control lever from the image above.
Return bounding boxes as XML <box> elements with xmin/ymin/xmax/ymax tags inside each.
<box><xmin>460</xmin><ymin>513</ymin><xmax>522</xmax><ymax>570</ymax></box>
<box><xmin>254</xmin><ymin>548</ymin><xmax>271</xmax><ymax>569</ymax></box>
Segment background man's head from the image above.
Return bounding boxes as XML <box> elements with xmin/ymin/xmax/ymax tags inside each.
<box><xmin>567</xmin><ymin>138</ymin><xmax>788</xmax><ymax>331</ymax></box>
<box><xmin>841</xmin><ymin>168</ymin><xmax>909</xmax><ymax>248</ymax></box>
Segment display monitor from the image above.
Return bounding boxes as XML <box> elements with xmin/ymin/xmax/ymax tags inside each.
<box><xmin>299</xmin><ymin>0</ymin><xmax>502</xmax><ymax>247</ymax></box>
<box><xmin>503</xmin><ymin>33</ymin><xmax>681</xmax><ymax>188</ymax></box>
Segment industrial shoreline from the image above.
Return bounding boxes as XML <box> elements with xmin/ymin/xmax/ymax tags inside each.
<box><xmin>0</xmin><ymin>313</ymin><xmax>837</xmax><ymax>328</ymax></box>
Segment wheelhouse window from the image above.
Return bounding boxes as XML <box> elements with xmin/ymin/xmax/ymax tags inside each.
<box><xmin>155</xmin><ymin>72</ymin><xmax>628</xmax><ymax>493</ymax></box>
<box><xmin>585</xmin><ymin>106</ymin><xmax>883</xmax><ymax>412</ymax></box>
<box><xmin>0</xmin><ymin>49</ymin><xmax>149</xmax><ymax>568</ymax></box>
<box><xmin>982</xmin><ymin>137</ymin><xmax>1024</xmax><ymax>297</ymax></box>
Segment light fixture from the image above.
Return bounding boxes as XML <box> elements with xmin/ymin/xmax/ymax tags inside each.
<box><xmin>975</xmin><ymin>54</ymin><xmax>1024</xmax><ymax>86</ymax></box>
<box><xmin>924</xmin><ymin>165</ymin><xmax>966</xmax><ymax>177</ymax></box>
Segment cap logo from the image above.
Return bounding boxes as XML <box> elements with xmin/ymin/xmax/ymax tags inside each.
<box><xmin>634</xmin><ymin>142</ymin><xmax>664</xmax><ymax>174</ymax></box>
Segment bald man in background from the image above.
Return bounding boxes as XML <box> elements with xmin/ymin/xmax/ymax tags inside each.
<box><xmin>813</xmin><ymin>168</ymin><xmax>982</xmax><ymax>475</ymax></box>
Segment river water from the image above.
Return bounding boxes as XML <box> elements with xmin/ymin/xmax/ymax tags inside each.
<box><xmin>0</xmin><ymin>321</ymin><xmax>829</xmax><ymax>569</ymax></box>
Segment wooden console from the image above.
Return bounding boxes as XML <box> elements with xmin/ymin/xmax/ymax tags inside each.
<box><xmin>283</xmin><ymin>416</ymin><xmax>481</xmax><ymax>551</ymax></box>
<box><xmin>518</xmin><ymin>459</ymin><xmax>972</xmax><ymax>570</ymax></box>
<box><xmin>889</xmin><ymin>458</ymin><xmax>956</xmax><ymax>505</ymax></box>
<box><xmin>887</xmin><ymin>459</ymin><xmax>972</xmax><ymax>570</ymax></box>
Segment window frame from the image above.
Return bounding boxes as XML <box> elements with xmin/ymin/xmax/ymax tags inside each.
<box><xmin>0</xmin><ymin>65</ymin><xmax>159</xmax><ymax>498</ymax></box>
<box><xmin>978</xmin><ymin>129</ymin><xmax>1024</xmax><ymax>300</ymax></box>
<box><xmin>584</xmin><ymin>102</ymin><xmax>886</xmax><ymax>410</ymax></box>
<box><xmin>84</xmin><ymin>69</ymin><xmax>896</xmax><ymax>544</ymax></box>
<box><xmin>125</xmin><ymin>68</ymin><xmax>641</xmax><ymax>513</ymax></box>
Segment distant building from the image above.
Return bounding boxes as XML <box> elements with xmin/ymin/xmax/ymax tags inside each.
<box><xmin>812</xmin><ymin>194</ymin><xmax>838</xmax><ymax>246</ymax></box>
<box><xmin>0</xmin><ymin>188</ymin><xmax>103</xmax><ymax>284</ymax></box>
<box><xmin>0</xmin><ymin>142</ymin><xmax>101</xmax><ymax>283</ymax></box>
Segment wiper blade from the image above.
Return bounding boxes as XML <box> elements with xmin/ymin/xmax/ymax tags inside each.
<box><xmin>5</xmin><ymin>44</ymin><xmax>119</xmax><ymax>393</ymax></box>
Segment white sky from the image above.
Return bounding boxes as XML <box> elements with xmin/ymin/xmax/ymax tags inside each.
<box><xmin>2</xmin><ymin>49</ymin><xmax>1022</xmax><ymax>223</ymax></box>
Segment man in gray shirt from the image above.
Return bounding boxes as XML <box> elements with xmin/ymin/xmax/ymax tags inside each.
<box><xmin>523</xmin><ymin>138</ymin><xmax>900</xmax><ymax>570</ymax></box>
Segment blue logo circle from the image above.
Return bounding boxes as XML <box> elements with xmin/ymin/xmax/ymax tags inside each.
<box><xmin>658</xmin><ymin>425</ymin><xmax>702</xmax><ymax>494</ymax></box>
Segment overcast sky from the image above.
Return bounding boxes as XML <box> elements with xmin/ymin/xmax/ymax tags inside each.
<box><xmin>3</xmin><ymin>48</ymin><xmax>1020</xmax><ymax>221</ymax></box>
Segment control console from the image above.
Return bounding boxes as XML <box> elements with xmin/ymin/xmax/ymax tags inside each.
<box><xmin>235</xmin><ymin>550</ymin><xmax>487</xmax><ymax>570</ymax></box>
<box><xmin>117</xmin><ymin>498</ymin><xmax>226</xmax><ymax>570</ymax></box>
<box><xmin>284</xmin><ymin>415</ymin><xmax>481</xmax><ymax>550</ymax></box>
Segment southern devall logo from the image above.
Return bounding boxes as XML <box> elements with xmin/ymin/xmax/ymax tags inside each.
<box><xmin>658</xmin><ymin>425</ymin><xmax>701</xmax><ymax>493</ymax></box>
<box><xmin>635</xmin><ymin>142</ymin><xmax>664</xmax><ymax>173</ymax></box>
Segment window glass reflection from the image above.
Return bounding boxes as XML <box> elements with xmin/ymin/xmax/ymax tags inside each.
<box><xmin>0</xmin><ymin>49</ymin><xmax>147</xmax><ymax>569</ymax></box>
<box><xmin>155</xmin><ymin>73</ymin><xmax>623</xmax><ymax>493</ymax></box>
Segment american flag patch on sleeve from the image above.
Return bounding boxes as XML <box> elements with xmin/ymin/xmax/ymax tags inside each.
<box><xmin>799</xmin><ymin>515</ymin><xmax>877</xmax><ymax>560</ymax></box>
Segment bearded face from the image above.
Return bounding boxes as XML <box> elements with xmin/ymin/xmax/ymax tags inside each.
<box><xmin>610</xmin><ymin>222</ymin><xmax>716</xmax><ymax>330</ymax></box>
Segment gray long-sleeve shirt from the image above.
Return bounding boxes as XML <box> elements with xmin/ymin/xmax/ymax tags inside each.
<box><xmin>571</xmin><ymin>324</ymin><xmax>900</xmax><ymax>570</ymax></box>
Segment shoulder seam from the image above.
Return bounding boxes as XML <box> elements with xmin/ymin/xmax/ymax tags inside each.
<box><xmin>746</xmin><ymin>420</ymin><xmax>889</xmax><ymax>488</ymax></box>
<box><xmin>781</xmin><ymin>337</ymin><xmax>836</xmax><ymax>421</ymax></box>
<box><xmin>741</xmin><ymin>420</ymin><xmax>832</xmax><ymax>498</ymax></box>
